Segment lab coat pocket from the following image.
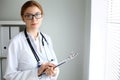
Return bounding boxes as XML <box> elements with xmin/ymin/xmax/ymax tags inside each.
<box><xmin>18</xmin><ymin>49</ymin><xmax>37</xmax><ymax>70</ymax></box>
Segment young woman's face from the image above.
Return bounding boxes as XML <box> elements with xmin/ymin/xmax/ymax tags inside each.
<box><xmin>23</xmin><ymin>6</ymin><xmax>43</xmax><ymax>30</ymax></box>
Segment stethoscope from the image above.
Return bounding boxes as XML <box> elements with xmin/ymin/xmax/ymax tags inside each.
<box><xmin>24</xmin><ymin>29</ymin><xmax>50</xmax><ymax>68</ymax></box>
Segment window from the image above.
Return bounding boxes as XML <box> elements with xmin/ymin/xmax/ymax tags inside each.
<box><xmin>89</xmin><ymin>0</ymin><xmax>120</xmax><ymax>80</ymax></box>
<box><xmin>105</xmin><ymin>0</ymin><xmax>120</xmax><ymax>80</ymax></box>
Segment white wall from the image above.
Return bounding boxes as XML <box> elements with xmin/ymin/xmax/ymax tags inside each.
<box><xmin>0</xmin><ymin>0</ymin><xmax>91</xmax><ymax>80</ymax></box>
<box><xmin>40</xmin><ymin>0</ymin><xmax>85</xmax><ymax>80</ymax></box>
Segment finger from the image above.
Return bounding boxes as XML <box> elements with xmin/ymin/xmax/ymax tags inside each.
<box><xmin>47</xmin><ymin>63</ymin><xmax>56</xmax><ymax>67</ymax></box>
<box><xmin>52</xmin><ymin>68</ymin><xmax>58</xmax><ymax>76</ymax></box>
<box><xmin>53</xmin><ymin>68</ymin><xmax>57</xmax><ymax>71</ymax></box>
<box><xmin>50</xmin><ymin>67</ymin><xmax>55</xmax><ymax>75</ymax></box>
<box><xmin>45</xmin><ymin>69</ymin><xmax>52</xmax><ymax>76</ymax></box>
<box><xmin>45</xmin><ymin>67</ymin><xmax>55</xmax><ymax>76</ymax></box>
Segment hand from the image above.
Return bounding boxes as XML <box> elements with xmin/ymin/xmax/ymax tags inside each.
<box><xmin>37</xmin><ymin>62</ymin><xmax>56</xmax><ymax>76</ymax></box>
<box><xmin>45</xmin><ymin>66</ymin><xmax>58</xmax><ymax>77</ymax></box>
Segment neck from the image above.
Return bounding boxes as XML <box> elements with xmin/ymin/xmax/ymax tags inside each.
<box><xmin>26</xmin><ymin>28</ymin><xmax>39</xmax><ymax>39</ymax></box>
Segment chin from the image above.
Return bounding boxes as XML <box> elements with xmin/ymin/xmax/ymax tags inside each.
<box><xmin>30</xmin><ymin>23</ymin><xmax>40</xmax><ymax>29</ymax></box>
<box><xmin>31</xmin><ymin>25</ymin><xmax>39</xmax><ymax>29</ymax></box>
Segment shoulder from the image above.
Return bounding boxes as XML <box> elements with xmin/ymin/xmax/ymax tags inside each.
<box><xmin>11</xmin><ymin>31</ymin><xmax>25</xmax><ymax>41</ymax></box>
<box><xmin>9</xmin><ymin>32</ymin><xmax>25</xmax><ymax>46</ymax></box>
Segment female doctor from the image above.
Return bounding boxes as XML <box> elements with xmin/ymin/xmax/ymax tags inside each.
<box><xmin>4</xmin><ymin>0</ymin><xmax>59</xmax><ymax>80</ymax></box>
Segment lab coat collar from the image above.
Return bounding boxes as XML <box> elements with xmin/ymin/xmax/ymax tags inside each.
<box><xmin>26</xmin><ymin>31</ymin><xmax>41</xmax><ymax>41</ymax></box>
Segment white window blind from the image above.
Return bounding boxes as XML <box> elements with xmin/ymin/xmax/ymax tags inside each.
<box><xmin>105</xmin><ymin>0</ymin><xmax>120</xmax><ymax>80</ymax></box>
<box><xmin>108</xmin><ymin>0</ymin><xmax>120</xmax><ymax>23</ymax></box>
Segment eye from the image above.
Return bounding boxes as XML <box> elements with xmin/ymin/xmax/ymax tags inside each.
<box><xmin>35</xmin><ymin>12</ymin><xmax>41</xmax><ymax>15</ymax></box>
<box><xmin>25</xmin><ymin>14</ymin><xmax>33</xmax><ymax>19</ymax></box>
<box><xmin>26</xmin><ymin>15</ymin><xmax>32</xmax><ymax>18</ymax></box>
<box><xmin>35</xmin><ymin>13</ymin><xmax>42</xmax><ymax>18</ymax></box>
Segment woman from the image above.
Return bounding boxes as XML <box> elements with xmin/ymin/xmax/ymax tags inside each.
<box><xmin>4</xmin><ymin>0</ymin><xmax>59</xmax><ymax>80</ymax></box>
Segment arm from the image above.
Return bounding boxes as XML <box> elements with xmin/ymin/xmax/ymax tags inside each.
<box><xmin>4</xmin><ymin>39</ymin><xmax>39</xmax><ymax>80</ymax></box>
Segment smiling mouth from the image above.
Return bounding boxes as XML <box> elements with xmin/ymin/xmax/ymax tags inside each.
<box><xmin>31</xmin><ymin>23</ymin><xmax>38</xmax><ymax>26</ymax></box>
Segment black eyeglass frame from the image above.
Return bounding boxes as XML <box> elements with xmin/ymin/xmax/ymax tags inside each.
<box><xmin>24</xmin><ymin>12</ymin><xmax>43</xmax><ymax>20</ymax></box>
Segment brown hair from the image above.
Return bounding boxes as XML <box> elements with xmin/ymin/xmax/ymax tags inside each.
<box><xmin>21</xmin><ymin>0</ymin><xmax>44</xmax><ymax>20</ymax></box>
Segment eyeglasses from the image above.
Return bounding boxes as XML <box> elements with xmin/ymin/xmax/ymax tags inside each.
<box><xmin>24</xmin><ymin>12</ymin><xmax>42</xmax><ymax>20</ymax></box>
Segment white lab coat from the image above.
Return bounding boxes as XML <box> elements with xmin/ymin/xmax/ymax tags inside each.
<box><xmin>4</xmin><ymin>31</ymin><xmax>59</xmax><ymax>80</ymax></box>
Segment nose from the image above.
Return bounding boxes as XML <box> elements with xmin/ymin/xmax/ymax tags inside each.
<box><xmin>32</xmin><ymin>16</ymin><xmax>37</xmax><ymax>21</ymax></box>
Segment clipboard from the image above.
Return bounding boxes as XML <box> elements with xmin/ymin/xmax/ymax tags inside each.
<box><xmin>54</xmin><ymin>52</ymin><xmax>79</xmax><ymax>68</ymax></box>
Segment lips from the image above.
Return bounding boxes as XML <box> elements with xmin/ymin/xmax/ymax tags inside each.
<box><xmin>31</xmin><ymin>23</ymin><xmax>38</xmax><ymax>26</ymax></box>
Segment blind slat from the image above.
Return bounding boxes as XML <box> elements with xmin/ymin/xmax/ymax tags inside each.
<box><xmin>108</xmin><ymin>0</ymin><xmax>120</xmax><ymax>23</ymax></box>
<box><xmin>105</xmin><ymin>0</ymin><xmax>120</xmax><ymax>79</ymax></box>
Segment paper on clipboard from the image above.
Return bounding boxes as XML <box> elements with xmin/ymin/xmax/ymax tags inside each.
<box><xmin>54</xmin><ymin>52</ymin><xmax>79</xmax><ymax>68</ymax></box>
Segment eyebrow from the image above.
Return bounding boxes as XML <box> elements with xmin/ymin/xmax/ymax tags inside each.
<box><xmin>25</xmin><ymin>12</ymin><xmax>41</xmax><ymax>15</ymax></box>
